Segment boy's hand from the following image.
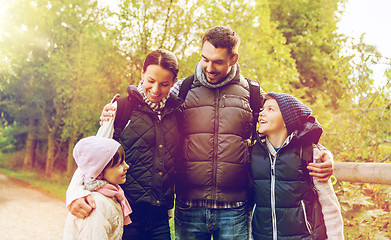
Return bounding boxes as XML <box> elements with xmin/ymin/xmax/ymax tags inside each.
<box><xmin>308</xmin><ymin>149</ymin><xmax>334</xmax><ymax>182</ymax></box>
<box><xmin>99</xmin><ymin>94</ymin><xmax>120</xmax><ymax>126</ymax></box>
<box><xmin>68</xmin><ymin>195</ymin><xmax>96</xmax><ymax>219</ymax></box>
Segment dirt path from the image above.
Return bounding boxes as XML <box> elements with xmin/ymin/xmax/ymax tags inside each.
<box><xmin>0</xmin><ymin>173</ymin><xmax>68</xmax><ymax>240</ymax></box>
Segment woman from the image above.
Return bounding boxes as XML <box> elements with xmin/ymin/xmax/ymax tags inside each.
<box><xmin>66</xmin><ymin>49</ymin><xmax>182</xmax><ymax>240</ymax></box>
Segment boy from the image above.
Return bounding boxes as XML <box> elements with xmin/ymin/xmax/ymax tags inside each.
<box><xmin>251</xmin><ymin>93</ymin><xmax>344</xmax><ymax>240</ymax></box>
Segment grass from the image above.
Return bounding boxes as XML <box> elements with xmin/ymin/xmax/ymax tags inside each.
<box><xmin>0</xmin><ymin>167</ymin><xmax>68</xmax><ymax>200</ymax></box>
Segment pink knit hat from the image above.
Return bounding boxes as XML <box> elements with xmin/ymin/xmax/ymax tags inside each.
<box><xmin>73</xmin><ymin>136</ymin><xmax>121</xmax><ymax>180</ymax></box>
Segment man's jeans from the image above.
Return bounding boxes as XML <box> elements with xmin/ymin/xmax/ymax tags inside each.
<box><xmin>174</xmin><ymin>202</ymin><xmax>249</xmax><ymax>240</ymax></box>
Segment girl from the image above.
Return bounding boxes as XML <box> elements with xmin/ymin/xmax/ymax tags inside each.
<box><xmin>66</xmin><ymin>49</ymin><xmax>181</xmax><ymax>240</ymax></box>
<box><xmin>251</xmin><ymin>93</ymin><xmax>344</xmax><ymax>240</ymax></box>
<box><xmin>63</xmin><ymin>136</ymin><xmax>131</xmax><ymax>240</ymax></box>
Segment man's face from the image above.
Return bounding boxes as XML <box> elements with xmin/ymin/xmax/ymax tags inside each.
<box><xmin>200</xmin><ymin>41</ymin><xmax>238</xmax><ymax>84</ymax></box>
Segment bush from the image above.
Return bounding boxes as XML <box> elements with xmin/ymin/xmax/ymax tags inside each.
<box><xmin>335</xmin><ymin>181</ymin><xmax>391</xmax><ymax>239</ymax></box>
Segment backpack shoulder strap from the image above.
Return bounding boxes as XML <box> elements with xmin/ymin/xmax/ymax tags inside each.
<box><xmin>245</xmin><ymin>78</ymin><xmax>264</xmax><ymax>144</ymax></box>
<box><xmin>300</xmin><ymin>143</ymin><xmax>314</xmax><ymax>163</ymax></box>
<box><xmin>300</xmin><ymin>143</ymin><xmax>315</xmax><ymax>182</ymax></box>
<box><xmin>178</xmin><ymin>74</ymin><xmax>195</xmax><ymax>101</ymax></box>
<box><xmin>245</xmin><ymin>78</ymin><xmax>263</xmax><ymax>117</ymax></box>
<box><xmin>113</xmin><ymin>95</ymin><xmax>133</xmax><ymax>139</ymax></box>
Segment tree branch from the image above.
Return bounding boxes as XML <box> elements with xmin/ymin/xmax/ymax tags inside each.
<box><xmin>159</xmin><ymin>0</ymin><xmax>174</xmax><ymax>49</ymax></box>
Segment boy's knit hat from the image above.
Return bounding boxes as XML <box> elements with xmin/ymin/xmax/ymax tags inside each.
<box><xmin>267</xmin><ymin>92</ymin><xmax>312</xmax><ymax>135</ymax></box>
<box><xmin>73</xmin><ymin>136</ymin><xmax>121</xmax><ymax>181</ymax></box>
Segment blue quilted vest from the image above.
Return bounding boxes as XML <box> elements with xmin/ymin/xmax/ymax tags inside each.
<box><xmin>251</xmin><ymin>134</ymin><xmax>327</xmax><ymax>240</ymax></box>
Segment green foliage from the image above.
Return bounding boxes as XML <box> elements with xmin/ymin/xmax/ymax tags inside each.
<box><xmin>0</xmin><ymin>123</ymin><xmax>18</xmax><ymax>153</ymax></box>
<box><xmin>269</xmin><ymin>0</ymin><xmax>348</xmax><ymax>105</ymax></box>
<box><xmin>335</xmin><ymin>181</ymin><xmax>391</xmax><ymax>239</ymax></box>
<box><xmin>318</xmin><ymin>36</ymin><xmax>391</xmax><ymax>163</ymax></box>
<box><xmin>113</xmin><ymin>0</ymin><xmax>208</xmax><ymax>79</ymax></box>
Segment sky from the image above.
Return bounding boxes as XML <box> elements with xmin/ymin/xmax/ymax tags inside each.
<box><xmin>337</xmin><ymin>0</ymin><xmax>391</xmax><ymax>58</ymax></box>
<box><xmin>337</xmin><ymin>0</ymin><xmax>391</xmax><ymax>87</ymax></box>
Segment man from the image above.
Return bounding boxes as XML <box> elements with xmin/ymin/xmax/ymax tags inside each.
<box><xmin>69</xmin><ymin>26</ymin><xmax>334</xmax><ymax>239</ymax></box>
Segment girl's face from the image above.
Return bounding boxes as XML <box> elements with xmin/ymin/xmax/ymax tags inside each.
<box><xmin>258</xmin><ymin>98</ymin><xmax>286</xmax><ymax>135</ymax></box>
<box><xmin>102</xmin><ymin>160</ymin><xmax>129</xmax><ymax>185</ymax></box>
<box><xmin>141</xmin><ymin>65</ymin><xmax>176</xmax><ymax>103</ymax></box>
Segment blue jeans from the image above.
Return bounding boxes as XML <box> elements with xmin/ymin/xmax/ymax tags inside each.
<box><xmin>122</xmin><ymin>203</ymin><xmax>171</xmax><ymax>240</ymax></box>
<box><xmin>174</xmin><ymin>202</ymin><xmax>249</xmax><ymax>240</ymax></box>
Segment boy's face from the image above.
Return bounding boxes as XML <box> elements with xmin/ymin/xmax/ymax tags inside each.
<box><xmin>102</xmin><ymin>160</ymin><xmax>129</xmax><ymax>185</ymax></box>
<box><xmin>258</xmin><ymin>98</ymin><xmax>286</xmax><ymax>135</ymax></box>
<box><xmin>200</xmin><ymin>41</ymin><xmax>238</xmax><ymax>84</ymax></box>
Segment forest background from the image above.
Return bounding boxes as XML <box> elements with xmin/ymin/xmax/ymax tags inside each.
<box><xmin>0</xmin><ymin>0</ymin><xmax>390</xmax><ymax>239</ymax></box>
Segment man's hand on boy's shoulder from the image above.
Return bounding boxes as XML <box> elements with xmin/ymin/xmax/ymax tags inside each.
<box><xmin>68</xmin><ymin>195</ymin><xmax>96</xmax><ymax>219</ymax></box>
<box><xmin>308</xmin><ymin>148</ymin><xmax>334</xmax><ymax>182</ymax></box>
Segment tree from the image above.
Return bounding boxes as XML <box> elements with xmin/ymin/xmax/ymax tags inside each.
<box><xmin>269</xmin><ymin>0</ymin><xmax>347</xmax><ymax>106</ymax></box>
<box><xmin>0</xmin><ymin>0</ymin><xmax>129</xmax><ymax>176</ymax></box>
<box><xmin>0</xmin><ymin>0</ymin><xmax>51</xmax><ymax>169</ymax></box>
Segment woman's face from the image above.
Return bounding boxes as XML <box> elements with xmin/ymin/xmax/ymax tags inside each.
<box><xmin>141</xmin><ymin>65</ymin><xmax>176</xmax><ymax>103</ymax></box>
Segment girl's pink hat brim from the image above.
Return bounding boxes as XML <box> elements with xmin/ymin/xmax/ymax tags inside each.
<box><xmin>73</xmin><ymin>136</ymin><xmax>121</xmax><ymax>180</ymax></box>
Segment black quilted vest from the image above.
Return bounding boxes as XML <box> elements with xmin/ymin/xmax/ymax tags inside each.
<box><xmin>115</xmin><ymin>90</ymin><xmax>182</xmax><ymax>209</ymax></box>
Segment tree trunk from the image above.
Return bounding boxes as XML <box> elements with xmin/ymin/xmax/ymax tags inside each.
<box><xmin>45</xmin><ymin>131</ymin><xmax>56</xmax><ymax>177</ymax></box>
<box><xmin>23</xmin><ymin>117</ymin><xmax>37</xmax><ymax>169</ymax></box>
<box><xmin>65</xmin><ymin>32</ymin><xmax>81</xmax><ymax>177</ymax></box>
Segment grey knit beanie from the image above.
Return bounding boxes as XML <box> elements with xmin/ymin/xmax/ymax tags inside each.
<box><xmin>267</xmin><ymin>92</ymin><xmax>312</xmax><ymax>135</ymax></box>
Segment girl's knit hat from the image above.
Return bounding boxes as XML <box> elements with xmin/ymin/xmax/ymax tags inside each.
<box><xmin>267</xmin><ymin>92</ymin><xmax>312</xmax><ymax>135</ymax></box>
<box><xmin>73</xmin><ymin>136</ymin><xmax>121</xmax><ymax>181</ymax></box>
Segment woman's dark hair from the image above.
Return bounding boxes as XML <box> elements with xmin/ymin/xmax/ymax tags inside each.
<box><xmin>143</xmin><ymin>49</ymin><xmax>179</xmax><ymax>80</ymax></box>
<box><xmin>103</xmin><ymin>146</ymin><xmax>126</xmax><ymax>170</ymax></box>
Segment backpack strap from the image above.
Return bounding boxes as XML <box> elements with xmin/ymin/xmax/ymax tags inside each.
<box><xmin>113</xmin><ymin>95</ymin><xmax>134</xmax><ymax>140</ymax></box>
<box><xmin>300</xmin><ymin>143</ymin><xmax>314</xmax><ymax>162</ymax></box>
<box><xmin>300</xmin><ymin>143</ymin><xmax>314</xmax><ymax>182</ymax></box>
<box><xmin>245</xmin><ymin>78</ymin><xmax>263</xmax><ymax>144</ymax></box>
<box><xmin>178</xmin><ymin>74</ymin><xmax>195</xmax><ymax>101</ymax></box>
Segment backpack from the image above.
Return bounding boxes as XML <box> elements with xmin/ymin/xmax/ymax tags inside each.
<box><xmin>113</xmin><ymin>86</ymin><xmax>135</xmax><ymax>140</ymax></box>
<box><xmin>178</xmin><ymin>74</ymin><xmax>264</xmax><ymax>143</ymax></box>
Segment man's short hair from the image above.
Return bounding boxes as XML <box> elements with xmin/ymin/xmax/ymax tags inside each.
<box><xmin>202</xmin><ymin>26</ymin><xmax>240</xmax><ymax>56</ymax></box>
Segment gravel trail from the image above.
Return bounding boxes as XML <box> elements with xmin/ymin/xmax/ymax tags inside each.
<box><xmin>0</xmin><ymin>173</ymin><xmax>68</xmax><ymax>240</ymax></box>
